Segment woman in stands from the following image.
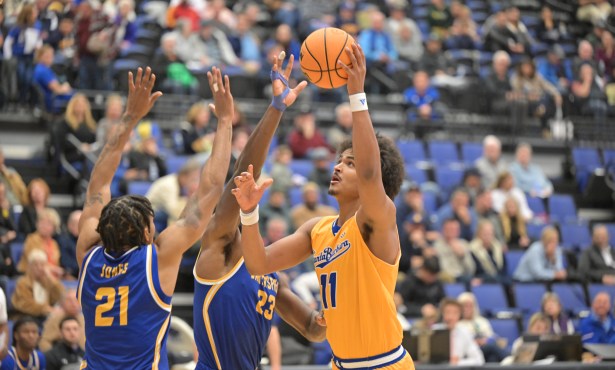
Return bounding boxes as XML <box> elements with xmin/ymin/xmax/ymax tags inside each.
<box><xmin>499</xmin><ymin>197</ymin><xmax>530</xmax><ymax>249</ymax></box>
<box><xmin>18</xmin><ymin>178</ymin><xmax>60</xmax><ymax>236</ymax></box>
<box><xmin>56</xmin><ymin>94</ymin><xmax>97</xmax><ymax>176</ymax></box>
<box><xmin>541</xmin><ymin>292</ymin><xmax>575</xmax><ymax>335</ymax></box>
<box><xmin>181</xmin><ymin>102</ymin><xmax>214</xmax><ymax>155</ymax></box>
<box><xmin>492</xmin><ymin>172</ymin><xmax>533</xmax><ymax>221</ymax></box>
<box><xmin>469</xmin><ymin>220</ymin><xmax>509</xmax><ymax>285</ymax></box>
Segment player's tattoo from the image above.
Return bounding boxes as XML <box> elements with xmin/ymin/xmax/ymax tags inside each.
<box><xmin>84</xmin><ymin>192</ymin><xmax>104</xmax><ymax>207</ymax></box>
<box><xmin>180</xmin><ymin>196</ymin><xmax>202</xmax><ymax>228</ymax></box>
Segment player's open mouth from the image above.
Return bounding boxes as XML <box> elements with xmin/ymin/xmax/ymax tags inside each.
<box><xmin>331</xmin><ymin>174</ymin><xmax>341</xmax><ymax>184</ymax></box>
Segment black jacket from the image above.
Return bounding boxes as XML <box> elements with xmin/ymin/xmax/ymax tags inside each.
<box><xmin>396</xmin><ymin>274</ymin><xmax>445</xmax><ymax>317</ymax></box>
<box><xmin>578</xmin><ymin>244</ymin><xmax>615</xmax><ymax>283</ymax></box>
<box><xmin>45</xmin><ymin>341</ymin><xmax>85</xmax><ymax>370</ymax></box>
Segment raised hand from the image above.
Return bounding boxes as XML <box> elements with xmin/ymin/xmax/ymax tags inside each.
<box><xmin>231</xmin><ymin>164</ymin><xmax>273</xmax><ymax>213</ymax></box>
<box><xmin>207</xmin><ymin>66</ymin><xmax>234</xmax><ymax>122</ymax></box>
<box><xmin>337</xmin><ymin>43</ymin><xmax>366</xmax><ymax>95</ymax></box>
<box><xmin>124</xmin><ymin>67</ymin><xmax>163</xmax><ymax>124</ymax></box>
<box><xmin>271</xmin><ymin>52</ymin><xmax>307</xmax><ymax>108</ymax></box>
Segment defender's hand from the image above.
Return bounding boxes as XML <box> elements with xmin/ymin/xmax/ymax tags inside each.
<box><xmin>207</xmin><ymin>66</ymin><xmax>234</xmax><ymax>122</ymax></box>
<box><xmin>125</xmin><ymin>67</ymin><xmax>163</xmax><ymax>124</ymax></box>
<box><xmin>271</xmin><ymin>52</ymin><xmax>307</xmax><ymax>107</ymax></box>
<box><xmin>231</xmin><ymin>164</ymin><xmax>273</xmax><ymax>213</ymax></box>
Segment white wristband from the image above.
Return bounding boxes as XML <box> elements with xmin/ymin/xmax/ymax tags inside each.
<box><xmin>240</xmin><ymin>205</ymin><xmax>260</xmax><ymax>226</ymax></box>
<box><xmin>349</xmin><ymin>93</ymin><xmax>368</xmax><ymax>112</ymax></box>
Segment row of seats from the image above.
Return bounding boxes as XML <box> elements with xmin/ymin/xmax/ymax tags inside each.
<box><xmin>397</xmin><ymin>140</ymin><xmax>483</xmax><ymax>168</ymax></box>
<box><xmin>571</xmin><ymin>147</ymin><xmax>615</xmax><ymax>191</ymax></box>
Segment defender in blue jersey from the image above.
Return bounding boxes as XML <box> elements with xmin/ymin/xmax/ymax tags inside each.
<box><xmin>194</xmin><ymin>53</ymin><xmax>326</xmax><ymax>370</ymax></box>
<box><xmin>9</xmin><ymin>317</ymin><xmax>46</xmax><ymax>370</ymax></box>
<box><xmin>75</xmin><ymin>67</ymin><xmax>235</xmax><ymax>369</ymax></box>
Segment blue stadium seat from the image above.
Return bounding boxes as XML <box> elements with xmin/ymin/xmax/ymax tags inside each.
<box><xmin>422</xmin><ymin>191</ymin><xmax>438</xmax><ymax>216</ymax></box>
<box><xmin>505</xmin><ymin>250</ymin><xmax>525</xmax><ymax>277</ymax></box>
<box><xmin>434</xmin><ymin>167</ymin><xmax>464</xmax><ymax>199</ymax></box>
<box><xmin>560</xmin><ymin>222</ymin><xmax>592</xmax><ymax>250</ymax></box>
<box><xmin>5</xmin><ymin>279</ymin><xmax>16</xmax><ymax>310</ymax></box>
<box><xmin>548</xmin><ymin>194</ymin><xmax>577</xmax><ymax>224</ymax></box>
<box><xmin>405</xmin><ymin>165</ymin><xmax>428</xmax><ymax>185</ymax></box>
<box><xmin>397</xmin><ymin>140</ymin><xmax>426</xmax><ymax>165</ymax></box>
<box><xmin>527</xmin><ymin>222</ymin><xmax>549</xmax><ymax>241</ymax></box>
<box><xmin>471</xmin><ymin>284</ymin><xmax>510</xmax><ymax>316</ymax></box>
<box><xmin>444</xmin><ymin>283</ymin><xmax>466</xmax><ymax>298</ymax></box>
<box><xmin>412</xmin><ymin>7</ymin><xmax>429</xmax><ymax>19</ymax></box>
<box><xmin>513</xmin><ymin>283</ymin><xmax>548</xmax><ymax>316</ymax></box>
<box><xmin>63</xmin><ymin>280</ymin><xmax>79</xmax><ymax>291</ymax></box>
<box><xmin>551</xmin><ymin>283</ymin><xmax>588</xmax><ymax>314</ymax></box>
<box><xmin>604</xmin><ymin>149</ymin><xmax>615</xmax><ymax>165</ymax></box>
<box><xmin>572</xmin><ymin>147</ymin><xmax>602</xmax><ymax>191</ymax></box>
<box><xmin>428</xmin><ymin>141</ymin><xmax>460</xmax><ymax>167</ymax></box>
<box><xmin>127</xmin><ymin>181</ymin><xmax>152</xmax><ymax>196</ymax></box>
<box><xmin>289</xmin><ymin>187</ymin><xmax>322</xmax><ymax>207</ymax></box>
<box><xmin>588</xmin><ymin>284</ymin><xmax>615</xmax><ymax>303</ymax></box>
<box><xmin>461</xmin><ymin>142</ymin><xmax>482</xmax><ymax>165</ymax></box>
<box><xmin>526</xmin><ymin>197</ymin><xmax>546</xmax><ymax>216</ymax></box>
<box><xmin>289</xmin><ymin>160</ymin><xmax>313</xmax><ymax>178</ymax></box>
<box><xmin>10</xmin><ymin>242</ymin><xmax>24</xmax><ymax>265</ymax></box>
<box><xmin>489</xmin><ymin>319</ymin><xmax>520</xmax><ymax>352</ymax></box>
<box><xmin>166</xmin><ymin>155</ymin><xmax>190</xmax><ymax>174</ymax></box>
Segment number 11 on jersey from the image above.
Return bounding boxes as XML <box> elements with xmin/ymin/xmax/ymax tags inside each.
<box><xmin>320</xmin><ymin>272</ymin><xmax>337</xmax><ymax>309</ymax></box>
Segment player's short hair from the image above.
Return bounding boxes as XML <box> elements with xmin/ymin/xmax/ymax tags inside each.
<box><xmin>97</xmin><ymin>195</ymin><xmax>154</xmax><ymax>255</ymax></box>
<box><xmin>338</xmin><ymin>134</ymin><xmax>404</xmax><ymax>199</ymax></box>
<box><xmin>13</xmin><ymin>316</ymin><xmax>38</xmax><ymax>346</ymax></box>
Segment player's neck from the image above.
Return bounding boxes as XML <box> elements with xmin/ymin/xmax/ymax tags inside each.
<box><xmin>16</xmin><ymin>346</ymin><xmax>32</xmax><ymax>361</ymax></box>
<box><xmin>337</xmin><ymin>198</ymin><xmax>360</xmax><ymax>225</ymax></box>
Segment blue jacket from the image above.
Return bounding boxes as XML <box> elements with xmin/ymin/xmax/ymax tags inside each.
<box><xmin>579</xmin><ymin>313</ymin><xmax>615</xmax><ymax>344</ymax></box>
<box><xmin>537</xmin><ymin>59</ymin><xmax>573</xmax><ymax>88</ymax></box>
<box><xmin>513</xmin><ymin>241</ymin><xmax>564</xmax><ymax>282</ymax></box>
<box><xmin>358</xmin><ymin>29</ymin><xmax>398</xmax><ymax>63</ymax></box>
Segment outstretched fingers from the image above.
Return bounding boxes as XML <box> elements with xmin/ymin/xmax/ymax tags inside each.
<box><xmin>284</xmin><ymin>54</ymin><xmax>294</xmax><ymax>80</ymax></box>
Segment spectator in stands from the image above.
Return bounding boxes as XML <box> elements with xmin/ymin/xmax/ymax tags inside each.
<box><xmin>541</xmin><ymin>292</ymin><xmax>575</xmax><ymax>335</ymax></box>
<box><xmin>40</xmin><ymin>289</ymin><xmax>85</xmax><ymax>352</ymax></box>
<box><xmin>404</xmin><ymin>70</ymin><xmax>444</xmax><ymax>122</ymax></box>
<box><xmin>44</xmin><ymin>316</ymin><xmax>84</xmax><ymax>370</ymax></box>
<box><xmin>386</xmin><ymin>2</ymin><xmax>423</xmax><ymax>65</ymax></box>
<box><xmin>33</xmin><ymin>45</ymin><xmax>73</xmax><ymax>113</ymax></box>
<box><xmin>166</xmin><ymin>0</ymin><xmax>200</xmax><ymax>31</ymax></box>
<box><xmin>327</xmin><ymin>103</ymin><xmax>352</xmax><ymax>150</ymax></box>
<box><xmin>0</xmin><ymin>147</ymin><xmax>28</xmax><ymax>206</ymax></box>
<box><xmin>0</xmin><ymin>182</ymin><xmax>17</xmax><ymax>281</ymax></box>
<box><xmin>475</xmin><ymin>135</ymin><xmax>507</xmax><ymax>189</ymax></box>
<box><xmin>434</xmin><ymin>218</ymin><xmax>475</xmax><ymax>283</ymax></box>
<box><xmin>227</xmin><ymin>14</ymin><xmax>261</xmax><ymax>75</ymax></box>
<box><xmin>419</xmin><ymin>33</ymin><xmax>453</xmax><ymax>77</ymax></box>
<box><xmin>146</xmin><ymin>158</ymin><xmax>201</xmax><ymax>226</ymax></box>
<box><xmin>263</xmin><ymin>217</ymin><xmax>289</xmax><ymax>248</ymax></box>
<box><xmin>586</xmin><ymin>20</ymin><xmax>607</xmax><ymax>49</ymax></box>
<box><xmin>427</xmin><ymin>0</ymin><xmax>453</xmax><ymax>38</ymax></box>
<box><xmin>260</xmin><ymin>190</ymin><xmax>292</xmax><ymax>235</ymax></box>
<box><xmin>458</xmin><ymin>292</ymin><xmax>508</xmax><ymax>363</ymax></box>
<box><xmin>287</xmin><ymin>105</ymin><xmax>331</xmax><ymax>159</ymax></box>
<box><xmin>57</xmin><ymin>94</ymin><xmax>97</xmax><ymax>171</ymax></box>
<box><xmin>537</xmin><ymin>6</ymin><xmax>567</xmax><ymax>45</ymax></box>
<box><xmin>95</xmin><ymin>94</ymin><xmax>123</xmax><ymax>154</ymax></box>
<box><xmin>499</xmin><ymin>197</ymin><xmax>530</xmax><ymax>249</ymax></box>
<box><xmin>56</xmin><ymin>210</ymin><xmax>80</xmax><ymax>279</ymax></box>
<box><xmin>19</xmin><ymin>179</ymin><xmax>59</xmax><ymax>236</ymax></box>
<box><xmin>579</xmin><ymin>291</ymin><xmax>615</xmax><ymax>344</ymax></box>
<box><xmin>578</xmin><ymin>225</ymin><xmax>615</xmax><ymax>284</ymax></box>
<box><xmin>263</xmin><ymin>24</ymin><xmax>300</xmax><ymax>62</ymax></box>
<box><xmin>447</xmin><ymin>5</ymin><xmax>479</xmax><ymax>50</ymax></box>
<box><xmin>504</xmin><ymin>6</ymin><xmax>534</xmax><ymax>56</ymax></box>
<box><xmin>12</xmin><ymin>250</ymin><xmax>64</xmax><ymax>320</ymax></box>
<box><xmin>153</xmin><ymin>32</ymin><xmax>198</xmax><ymax>95</ymax></box>
<box><xmin>509</xmin><ymin>143</ymin><xmax>554</xmax><ymax>198</ymax></box>
<box><xmin>596</xmin><ymin>30</ymin><xmax>615</xmax><ymax>83</ymax></box>
<box><xmin>121</xmin><ymin>135</ymin><xmax>167</xmax><ymax>188</ymax></box>
<box><xmin>475</xmin><ymin>189</ymin><xmax>505</xmax><ymax>244</ymax></box>
<box><xmin>308</xmin><ymin>147</ymin><xmax>332</xmax><ymax>190</ymax></box>
<box><xmin>577</xmin><ymin>0</ymin><xmax>612</xmax><ymax>25</ymax></box>
<box><xmin>202</xmin><ymin>0</ymin><xmax>236</xmax><ymax>31</ymax></box>
<box><xmin>18</xmin><ymin>208</ymin><xmax>62</xmax><ymax>276</ymax></box>
<box><xmin>537</xmin><ymin>45</ymin><xmax>573</xmax><ymax>94</ymax></box>
<box><xmin>573</xmin><ymin>41</ymin><xmax>599</xmax><ymax>77</ymax></box>
<box><xmin>511</xmin><ymin>58</ymin><xmax>562</xmax><ymax>136</ymax></box>
<box><xmin>483</xmin><ymin>9</ymin><xmax>511</xmax><ymax>53</ymax></box>
<box><xmin>335</xmin><ymin>1</ymin><xmax>356</xmax><ymax>29</ymax></box>
<box><xmin>269</xmin><ymin>145</ymin><xmax>295</xmax><ymax>195</ymax></box>
<box><xmin>509</xmin><ymin>313</ymin><xmax>550</xmax><ymax>358</ymax></box>
<box><xmin>290</xmin><ymin>182</ymin><xmax>336</xmax><ymax>230</ymax></box>
<box><xmin>492</xmin><ymin>172</ymin><xmax>533</xmax><ymax>221</ymax></box>
<box><xmin>484</xmin><ymin>51</ymin><xmax>517</xmax><ymax>115</ymax></box>
<box><xmin>571</xmin><ymin>63</ymin><xmax>608</xmax><ymax>122</ymax></box>
<box><xmin>460</xmin><ymin>168</ymin><xmax>482</xmax><ymax>204</ymax></box>
<box><xmin>46</xmin><ymin>15</ymin><xmax>76</xmax><ymax>71</ymax></box>
<box><xmin>227</xmin><ymin>128</ymin><xmax>249</xmax><ymax>182</ymax></box>
<box><xmin>513</xmin><ymin>226</ymin><xmax>566</xmax><ymax>282</ymax></box>
<box><xmin>181</xmin><ymin>102</ymin><xmax>214</xmax><ymax>155</ymax></box>
<box><xmin>75</xmin><ymin>0</ymin><xmax>110</xmax><ymax>90</ymax></box>
<box><xmin>436</xmin><ymin>189</ymin><xmax>477</xmax><ymax>242</ymax></box>
<box><xmin>9</xmin><ymin>317</ymin><xmax>46</xmax><ymax>368</ymax></box>
<box><xmin>113</xmin><ymin>0</ymin><xmax>136</xmax><ymax>51</ymax></box>
<box><xmin>401</xmin><ymin>215</ymin><xmax>436</xmax><ymax>273</ymax></box>
<box><xmin>358</xmin><ymin>11</ymin><xmax>399</xmax><ymax>94</ymax></box>
<box><xmin>440</xmin><ymin>298</ymin><xmax>485</xmax><ymax>366</ymax></box>
<box><xmin>3</xmin><ymin>3</ymin><xmax>43</xmax><ymax>105</ymax></box>
<box><xmin>395</xmin><ymin>256</ymin><xmax>445</xmax><ymax>317</ymax></box>
<box><xmin>187</xmin><ymin>19</ymin><xmax>240</xmax><ymax>70</ymax></box>
<box><xmin>470</xmin><ymin>220</ymin><xmax>508</xmax><ymax>284</ymax></box>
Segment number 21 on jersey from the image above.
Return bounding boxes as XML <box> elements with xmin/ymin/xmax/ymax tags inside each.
<box><xmin>320</xmin><ymin>272</ymin><xmax>337</xmax><ymax>309</ymax></box>
<box><xmin>95</xmin><ymin>286</ymin><xmax>129</xmax><ymax>327</ymax></box>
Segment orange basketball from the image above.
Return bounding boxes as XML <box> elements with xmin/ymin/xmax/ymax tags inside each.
<box><xmin>300</xmin><ymin>27</ymin><xmax>355</xmax><ymax>89</ymax></box>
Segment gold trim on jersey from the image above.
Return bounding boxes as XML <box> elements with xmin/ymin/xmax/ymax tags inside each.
<box><xmin>77</xmin><ymin>247</ymin><xmax>100</xmax><ymax>306</ymax></box>
<box><xmin>152</xmin><ymin>314</ymin><xmax>171</xmax><ymax>370</ymax></box>
<box><xmin>146</xmin><ymin>244</ymin><xmax>172</xmax><ymax>312</ymax></box>
<box><xmin>80</xmin><ymin>360</ymin><xmax>87</xmax><ymax>369</ymax></box>
<box><xmin>202</xmin><ymin>283</ymin><xmax>224</xmax><ymax>369</ymax></box>
<box><xmin>194</xmin><ymin>257</ymin><xmax>245</xmax><ymax>285</ymax></box>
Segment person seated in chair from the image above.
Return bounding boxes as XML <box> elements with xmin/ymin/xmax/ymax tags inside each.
<box><xmin>32</xmin><ymin>45</ymin><xmax>73</xmax><ymax>113</ymax></box>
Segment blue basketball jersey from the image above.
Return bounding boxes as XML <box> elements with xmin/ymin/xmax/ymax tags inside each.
<box><xmin>0</xmin><ymin>354</ymin><xmax>15</xmax><ymax>370</ymax></box>
<box><xmin>77</xmin><ymin>245</ymin><xmax>172</xmax><ymax>370</ymax></box>
<box><xmin>8</xmin><ymin>347</ymin><xmax>45</xmax><ymax>370</ymax></box>
<box><xmin>193</xmin><ymin>257</ymin><xmax>279</xmax><ymax>370</ymax></box>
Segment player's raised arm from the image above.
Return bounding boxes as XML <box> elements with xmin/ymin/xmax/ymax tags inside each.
<box><xmin>76</xmin><ymin>67</ymin><xmax>161</xmax><ymax>266</ymax></box>
<box><xmin>232</xmin><ymin>165</ymin><xmax>316</xmax><ymax>275</ymax></box>
<box><xmin>337</xmin><ymin>44</ymin><xmax>399</xmax><ymax>264</ymax></box>
<box><xmin>155</xmin><ymin>68</ymin><xmax>233</xmax><ymax>275</ymax></box>
<box><xmin>202</xmin><ymin>53</ymin><xmax>306</xmax><ymax>244</ymax></box>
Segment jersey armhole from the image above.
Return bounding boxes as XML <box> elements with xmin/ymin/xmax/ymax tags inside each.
<box><xmin>76</xmin><ymin>246</ymin><xmax>101</xmax><ymax>305</ymax></box>
<box><xmin>148</xmin><ymin>245</ymin><xmax>173</xmax><ymax>311</ymax></box>
<box><xmin>352</xmin><ymin>217</ymin><xmax>401</xmax><ymax>268</ymax></box>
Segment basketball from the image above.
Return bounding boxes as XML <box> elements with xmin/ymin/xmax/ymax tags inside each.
<box><xmin>299</xmin><ymin>27</ymin><xmax>355</xmax><ymax>89</ymax></box>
